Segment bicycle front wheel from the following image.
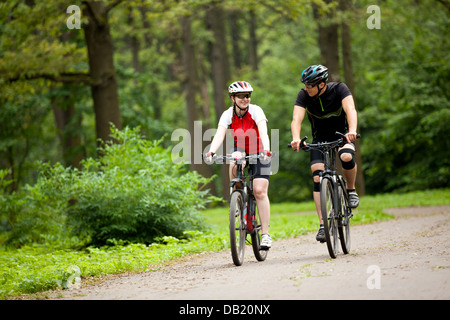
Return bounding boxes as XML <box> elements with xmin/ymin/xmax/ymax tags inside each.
<box><xmin>229</xmin><ymin>191</ymin><xmax>246</xmax><ymax>266</ymax></box>
<box><xmin>320</xmin><ymin>177</ymin><xmax>338</xmax><ymax>259</ymax></box>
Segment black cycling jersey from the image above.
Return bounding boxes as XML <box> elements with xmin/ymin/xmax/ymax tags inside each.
<box><xmin>295</xmin><ymin>82</ymin><xmax>352</xmax><ymax>141</ymax></box>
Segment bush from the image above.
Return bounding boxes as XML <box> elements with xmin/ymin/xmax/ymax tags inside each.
<box><xmin>1</xmin><ymin>126</ymin><xmax>214</xmax><ymax>247</ymax></box>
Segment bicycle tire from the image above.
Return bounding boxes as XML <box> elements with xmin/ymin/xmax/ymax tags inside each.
<box><xmin>250</xmin><ymin>202</ymin><xmax>268</xmax><ymax>261</ymax></box>
<box><xmin>320</xmin><ymin>177</ymin><xmax>338</xmax><ymax>259</ymax></box>
<box><xmin>337</xmin><ymin>178</ymin><xmax>351</xmax><ymax>254</ymax></box>
<box><xmin>229</xmin><ymin>191</ymin><xmax>246</xmax><ymax>266</ymax></box>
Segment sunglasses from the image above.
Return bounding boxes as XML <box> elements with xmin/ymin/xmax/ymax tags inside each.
<box><xmin>305</xmin><ymin>83</ymin><xmax>317</xmax><ymax>89</ymax></box>
<box><xmin>235</xmin><ymin>93</ymin><xmax>251</xmax><ymax>99</ymax></box>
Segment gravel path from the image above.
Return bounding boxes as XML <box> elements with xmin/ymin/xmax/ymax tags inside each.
<box><xmin>54</xmin><ymin>205</ymin><xmax>450</xmax><ymax>300</ymax></box>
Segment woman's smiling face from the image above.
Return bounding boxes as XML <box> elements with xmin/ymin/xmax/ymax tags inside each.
<box><xmin>232</xmin><ymin>93</ymin><xmax>251</xmax><ymax>113</ymax></box>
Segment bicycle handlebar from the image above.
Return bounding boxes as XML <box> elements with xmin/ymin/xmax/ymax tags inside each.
<box><xmin>287</xmin><ymin>132</ymin><xmax>360</xmax><ymax>151</ymax></box>
<box><xmin>202</xmin><ymin>153</ymin><xmax>271</xmax><ymax>164</ymax></box>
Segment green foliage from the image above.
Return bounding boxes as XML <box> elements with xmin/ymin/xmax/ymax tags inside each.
<box><xmin>0</xmin><ymin>229</ymin><xmax>228</xmax><ymax>299</ymax></box>
<box><xmin>1</xmin><ymin>126</ymin><xmax>213</xmax><ymax>248</ymax></box>
<box><xmin>66</xmin><ymin>126</ymin><xmax>212</xmax><ymax>245</ymax></box>
<box><xmin>354</xmin><ymin>0</ymin><xmax>449</xmax><ymax>193</ymax></box>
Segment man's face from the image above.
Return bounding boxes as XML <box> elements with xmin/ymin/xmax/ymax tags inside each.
<box><xmin>304</xmin><ymin>82</ymin><xmax>325</xmax><ymax>97</ymax></box>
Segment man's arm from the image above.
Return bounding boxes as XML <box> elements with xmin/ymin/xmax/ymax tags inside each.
<box><xmin>291</xmin><ymin>105</ymin><xmax>306</xmax><ymax>151</ymax></box>
<box><xmin>342</xmin><ymin>95</ymin><xmax>358</xmax><ymax>143</ymax></box>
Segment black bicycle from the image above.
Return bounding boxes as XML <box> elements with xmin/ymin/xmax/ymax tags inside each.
<box><xmin>289</xmin><ymin>132</ymin><xmax>359</xmax><ymax>258</ymax></box>
<box><xmin>204</xmin><ymin>153</ymin><xmax>268</xmax><ymax>266</ymax></box>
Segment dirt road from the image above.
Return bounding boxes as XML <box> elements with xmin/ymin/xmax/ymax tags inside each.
<box><xmin>55</xmin><ymin>205</ymin><xmax>449</xmax><ymax>300</ymax></box>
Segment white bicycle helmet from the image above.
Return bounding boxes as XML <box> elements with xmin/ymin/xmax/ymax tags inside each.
<box><xmin>228</xmin><ymin>81</ymin><xmax>254</xmax><ymax>96</ymax></box>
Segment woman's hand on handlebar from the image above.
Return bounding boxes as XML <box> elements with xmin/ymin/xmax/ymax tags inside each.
<box><xmin>204</xmin><ymin>152</ymin><xmax>215</xmax><ymax>164</ymax></box>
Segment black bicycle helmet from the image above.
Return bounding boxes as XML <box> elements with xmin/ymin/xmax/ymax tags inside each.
<box><xmin>300</xmin><ymin>65</ymin><xmax>328</xmax><ymax>84</ymax></box>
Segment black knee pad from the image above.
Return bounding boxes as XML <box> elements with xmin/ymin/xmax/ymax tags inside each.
<box><xmin>312</xmin><ymin>170</ymin><xmax>322</xmax><ymax>192</ymax></box>
<box><xmin>339</xmin><ymin>148</ymin><xmax>356</xmax><ymax>170</ymax></box>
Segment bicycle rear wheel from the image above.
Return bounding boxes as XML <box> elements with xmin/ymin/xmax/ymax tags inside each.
<box><xmin>320</xmin><ymin>177</ymin><xmax>338</xmax><ymax>258</ymax></box>
<box><xmin>337</xmin><ymin>179</ymin><xmax>351</xmax><ymax>254</ymax></box>
<box><xmin>229</xmin><ymin>191</ymin><xmax>246</xmax><ymax>266</ymax></box>
<box><xmin>250</xmin><ymin>203</ymin><xmax>268</xmax><ymax>261</ymax></box>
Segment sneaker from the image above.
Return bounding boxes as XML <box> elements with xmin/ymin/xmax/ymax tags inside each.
<box><xmin>260</xmin><ymin>234</ymin><xmax>272</xmax><ymax>250</ymax></box>
<box><xmin>348</xmin><ymin>190</ymin><xmax>359</xmax><ymax>208</ymax></box>
<box><xmin>316</xmin><ymin>225</ymin><xmax>326</xmax><ymax>243</ymax></box>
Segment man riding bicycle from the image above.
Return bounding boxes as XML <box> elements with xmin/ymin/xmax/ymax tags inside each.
<box><xmin>290</xmin><ymin>65</ymin><xmax>359</xmax><ymax>243</ymax></box>
<box><xmin>205</xmin><ymin>81</ymin><xmax>273</xmax><ymax>249</ymax></box>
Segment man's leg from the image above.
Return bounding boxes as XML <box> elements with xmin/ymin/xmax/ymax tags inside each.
<box><xmin>311</xmin><ymin>163</ymin><xmax>326</xmax><ymax>242</ymax></box>
<box><xmin>339</xmin><ymin>144</ymin><xmax>359</xmax><ymax>208</ymax></box>
<box><xmin>311</xmin><ymin>163</ymin><xmax>325</xmax><ymax>224</ymax></box>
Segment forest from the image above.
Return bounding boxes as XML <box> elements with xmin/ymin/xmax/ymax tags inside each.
<box><xmin>0</xmin><ymin>0</ymin><xmax>449</xmax><ymax>249</ymax></box>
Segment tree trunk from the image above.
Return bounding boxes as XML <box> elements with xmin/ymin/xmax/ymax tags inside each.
<box><xmin>248</xmin><ymin>9</ymin><xmax>258</xmax><ymax>71</ymax></box>
<box><xmin>207</xmin><ymin>2</ymin><xmax>231</xmax><ymax>200</ymax></box>
<box><xmin>340</xmin><ymin>0</ymin><xmax>365</xmax><ymax>196</ymax></box>
<box><xmin>313</xmin><ymin>1</ymin><xmax>340</xmax><ymax>81</ymax></box>
<box><xmin>228</xmin><ymin>10</ymin><xmax>242</xmax><ymax>70</ymax></box>
<box><xmin>52</xmin><ymin>92</ymin><xmax>84</xmax><ymax>169</ymax></box>
<box><xmin>181</xmin><ymin>16</ymin><xmax>217</xmax><ymax>195</ymax></box>
<box><xmin>82</xmin><ymin>1</ymin><xmax>122</xmax><ymax>146</ymax></box>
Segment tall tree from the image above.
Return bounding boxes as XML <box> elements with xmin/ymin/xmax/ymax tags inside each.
<box><xmin>339</xmin><ymin>0</ymin><xmax>365</xmax><ymax>196</ymax></box>
<box><xmin>181</xmin><ymin>15</ymin><xmax>216</xmax><ymax>194</ymax></box>
<box><xmin>206</xmin><ymin>1</ymin><xmax>231</xmax><ymax>199</ymax></box>
<box><xmin>248</xmin><ymin>8</ymin><xmax>259</xmax><ymax>71</ymax></box>
<box><xmin>51</xmin><ymin>84</ymin><xmax>85</xmax><ymax>169</ymax></box>
<box><xmin>82</xmin><ymin>1</ymin><xmax>123</xmax><ymax>145</ymax></box>
<box><xmin>313</xmin><ymin>0</ymin><xmax>340</xmax><ymax>81</ymax></box>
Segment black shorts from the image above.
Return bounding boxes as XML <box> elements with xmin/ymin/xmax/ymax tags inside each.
<box><xmin>310</xmin><ymin>140</ymin><xmax>355</xmax><ymax>166</ymax></box>
<box><xmin>249</xmin><ymin>157</ymin><xmax>271</xmax><ymax>180</ymax></box>
<box><xmin>232</xmin><ymin>147</ymin><xmax>271</xmax><ymax>180</ymax></box>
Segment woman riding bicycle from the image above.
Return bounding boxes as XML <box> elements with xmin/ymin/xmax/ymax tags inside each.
<box><xmin>206</xmin><ymin>81</ymin><xmax>273</xmax><ymax>249</ymax></box>
<box><xmin>290</xmin><ymin>65</ymin><xmax>359</xmax><ymax>243</ymax></box>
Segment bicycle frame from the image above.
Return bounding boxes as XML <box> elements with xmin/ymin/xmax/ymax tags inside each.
<box><xmin>227</xmin><ymin>155</ymin><xmax>258</xmax><ymax>232</ymax></box>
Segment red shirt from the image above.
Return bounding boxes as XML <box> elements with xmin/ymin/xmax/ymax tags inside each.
<box><xmin>218</xmin><ymin>104</ymin><xmax>267</xmax><ymax>154</ymax></box>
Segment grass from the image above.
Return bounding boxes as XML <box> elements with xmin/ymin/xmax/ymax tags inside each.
<box><xmin>1</xmin><ymin>188</ymin><xmax>449</xmax><ymax>299</ymax></box>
